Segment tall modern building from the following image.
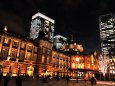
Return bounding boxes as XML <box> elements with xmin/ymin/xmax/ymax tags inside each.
<box><xmin>30</xmin><ymin>12</ymin><xmax>55</xmax><ymax>43</ymax></box>
<box><xmin>53</xmin><ymin>35</ymin><xmax>67</xmax><ymax>50</ymax></box>
<box><xmin>99</xmin><ymin>13</ymin><xmax>115</xmax><ymax>58</ymax></box>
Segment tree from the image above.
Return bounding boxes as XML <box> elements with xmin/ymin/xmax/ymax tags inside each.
<box><xmin>98</xmin><ymin>54</ymin><xmax>110</xmax><ymax>80</ymax></box>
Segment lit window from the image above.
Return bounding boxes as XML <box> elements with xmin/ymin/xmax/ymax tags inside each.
<box><xmin>19</xmin><ymin>51</ymin><xmax>25</xmax><ymax>60</ymax></box>
<box><xmin>4</xmin><ymin>38</ymin><xmax>10</xmax><ymax>44</ymax></box>
<box><xmin>42</xmin><ymin>55</ymin><xmax>45</xmax><ymax>63</ymax></box>
<box><xmin>1</xmin><ymin>47</ymin><xmax>9</xmax><ymax>57</ymax></box>
<box><xmin>27</xmin><ymin>45</ymin><xmax>32</xmax><ymax>52</ymax></box>
<box><xmin>11</xmin><ymin>49</ymin><xmax>17</xmax><ymax>58</ymax></box>
<box><xmin>12</xmin><ymin>40</ymin><xmax>19</xmax><ymax>48</ymax></box>
<box><xmin>26</xmin><ymin>53</ymin><xmax>31</xmax><ymax>60</ymax></box>
<box><xmin>72</xmin><ymin>63</ymin><xmax>75</xmax><ymax>69</ymax></box>
<box><xmin>21</xmin><ymin>43</ymin><xmax>26</xmax><ymax>49</ymax></box>
<box><xmin>47</xmin><ymin>57</ymin><xmax>50</xmax><ymax>63</ymax></box>
<box><xmin>43</xmin><ymin>48</ymin><xmax>45</xmax><ymax>53</ymax></box>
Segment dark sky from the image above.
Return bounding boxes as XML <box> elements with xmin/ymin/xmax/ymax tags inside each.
<box><xmin>0</xmin><ymin>0</ymin><xmax>115</xmax><ymax>53</ymax></box>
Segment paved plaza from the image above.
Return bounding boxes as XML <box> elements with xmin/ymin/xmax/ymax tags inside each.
<box><xmin>0</xmin><ymin>78</ymin><xmax>115</xmax><ymax>86</ymax></box>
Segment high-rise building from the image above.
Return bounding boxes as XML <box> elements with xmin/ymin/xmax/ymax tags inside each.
<box><xmin>99</xmin><ymin>13</ymin><xmax>115</xmax><ymax>58</ymax></box>
<box><xmin>53</xmin><ymin>35</ymin><xmax>67</xmax><ymax>50</ymax></box>
<box><xmin>30</xmin><ymin>12</ymin><xmax>55</xmax><ymax>43</ymax></box>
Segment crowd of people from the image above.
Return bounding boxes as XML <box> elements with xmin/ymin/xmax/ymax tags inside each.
<box><xmin>0</xmin><ymin>71</ymin><xmax>98</xmax><ymax>86</ymax></box>
<box><xmin>0</xmin><ymin>72</ymin><xmax>98</xmax><ymax>86</ymax></box>
<box><xmin>0</xmin><ymin>72</ymin><xmax>30</xmax><ymax>86</ymax></box>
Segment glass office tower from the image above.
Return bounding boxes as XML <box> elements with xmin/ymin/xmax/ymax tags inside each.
<box><xmin>30</xmin><ymin>12</ymin><xmax>55</xmax><ymax>43</ymax></box>
<box><xmin>99</xmin><ymin>13</ymin><xmax>115</xmax><ymax>58</ymax></box>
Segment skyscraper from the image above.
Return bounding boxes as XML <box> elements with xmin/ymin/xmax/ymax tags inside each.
<box><xmin>30</xmin><ymin>12</ymin><xmax>55</xmax><ymax>43</ymax></box>
<box><xmin>99</xmin><ymin>13</ymin><xmax>115</xmax><ymax>58</ymax></box>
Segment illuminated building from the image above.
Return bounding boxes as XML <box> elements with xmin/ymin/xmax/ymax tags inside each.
<box><xmin>52</xmin><ymin>51</ymin><xmax>70</xmax><ymax>77</ymax></box>
<box><xmin>36</xmin><ymin>39</ymin><xmax>52</xmax><ymax>76</ymax></box>
<box><xmin>99</xmin><ymin>13</ymin><xmax>115</xmax><ymax>80</ymax></box>
<box><xmin>69</xmin><ymin>52</ymin><xmax>99</xmax><ymax>78</ymax></box>
<box><xmin>0</xmin><ymin>12</ymin><xmax>99</xmax><ymax>79</ymax></box>
<box><xmin>0</xmin><ymin>31</ymin><xmax>99</xmax><ymax>78</ymax></box>
<box><xmin>61</xmin><ymin>39</ymin><xmax>99</xmax><ymax>78</ymax></box>
<box><xmin>99</xmin><ymin>13</ymin><xmax>115</xmax><ymax>58</ymax></box>
<box><xmin>109</xmin><ymin>58</ymin><xmax>115</xmax><ymax>74</ymax></box>
<box><xmin>53</xmin><ymin>35</ymin><xmax>67</xmax><ymax>50</ymax></box>
<box><xmin>0</xmin><ymin>33</ymin><xmax>38</xmax><ymax>76</ymax></box>
<box><xmin>30</xmin><ymin>12</ymin><xmax>55</xmax><ymax>43</ymax></box>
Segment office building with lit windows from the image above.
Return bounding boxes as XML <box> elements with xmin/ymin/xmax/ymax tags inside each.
<box><xmin>30</xmin><ymin>12</ymin><xmax>54</xmax><ymax>43</ymax></box>
<box><xmin>53</xmin><ymin>35</ymin><xmax>67</xmax><ymax>50</ymax></box>
<box><xmin>99</xmin><ymin>13</ymin><xmax>115</xmax><ymax>58</ymax></box>
<box><xmin>99</xmin><ymin>13</ymin><xmax>115</xmax><ymax>78</ymax></box>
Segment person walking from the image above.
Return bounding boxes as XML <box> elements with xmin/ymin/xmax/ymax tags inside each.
<box><xmin>18</xmin><ymin>75</ymin><xmax>23</xmax><ymax>86</ymax></box>
<box><xmin>0</xmin><ymin>72</ymin><xmax>3</xmax><ymax>85</ymax></box>
<box><xmin>4</xmin><ymin>73</ymin><xmax>10</xmax><ymax>86</ymax></box>
<box><xmin>66</xmin><ymin>75</ymin><xmax>69</xmax><ymax>84</ymax></box>
<box><xmin>16</xmin><ymin>74</ymin><xmax>23</xmax><ymax>86</ymax></box>
<box><xmin>76</xmin><ymin>76</ymin><xmax>78</xmax><ymax>83</ymax></box>
<box><xmin>16</xmin><ymin>74</ymin><xmax>19</xmax><ymax>86</ymax></box>
<box><xmin>0</xmin><ymin>72</ymin><xmax>3</xmax><ymax>82</ymax></box>
<box><xmin>84</xmin><ymin>76</ymin><xmax>87</xmax><ymax>83</ymax></box>
<box><xmin>90</xmin><ymin>77</ymin><xmax>96</xmax><ymax>86</ymax></box>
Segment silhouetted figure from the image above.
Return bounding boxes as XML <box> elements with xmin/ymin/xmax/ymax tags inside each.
<box><xmin>90</xmin><ymin>77</ymin><xmax>96</xmax><ymax>86</ymax></box>
<box><xmin>16</xmin><ymin>74</ymin><xmax>23</xmax><ymax>86</ymax></box>
<box><xmin>56</xmin><ymin>75</ymin><xmax>59</xmax><ymax>81</ymax></box>
<box><xmin>84</xmin><ymin>76</ymin><xmax>87</xmax><ymax>83</ymax></box>
<box><xmin>63</xmin><ymin>75</ymin><xmax>65</xmax><ymax>79</ymax></box>
<box><xmin>48</xmin><ymin>74</ymin><xmax>51</xmax><ymax>80</ymax></box>
<box><xmin>24</xmin><ymin>74</ymin><xmax>29</xmax><ymax>81</ymax></box>
<box><xmin>44</xmin><ymin>75</ymin><xmax>47</xmax><ymax>83</ymax></box>
<box><xmin>0</xmin><ymin>72</ymin><xmax>3</xmax><ymax>85</ymax></box>
<box><xmin>0</xmin><ymin>72</ymin><xmax>3</xmax><ymax>82</ymax></box>
<box><xmin>114</xmin><ymin>76</ymin><xmax>115</xmax><ymax>82</ymax></box>
<box><xmin>66</xmin><ymin>75</ymin><xmax>69</xmax><ymax>84</ymax></box>
<box><xmin>4</xmin><ymin>73</ymin><xmax>10</xmax><ymax>86</ymax></box>
<box><xmin>76</xmin><ymin>76</ymin><xmax>78</xmax><ymax>83</ymax></box>
<box><xmin>36</xmin><ymin>74</ymin><xmax>39</xmax><ymax>80</ymax></box>
<box><xmin>16</xmin><ymin>74</ymin><xmax>19</xmax><ymax>86</ymax></box>
<box><xmin>19</xmin><ymin>75</ymin><xmax>23</xmax><ymax>86</ymax></box>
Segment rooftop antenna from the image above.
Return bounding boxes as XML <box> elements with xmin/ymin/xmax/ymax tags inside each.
<box><xmin>71</xmin><ymin>35</ymin><xmax>73</xmax><ymax>42</ymax></box>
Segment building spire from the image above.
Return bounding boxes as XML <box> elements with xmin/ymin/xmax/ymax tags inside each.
<box><xmin>4</xmin><ymin>26</ymin><xmax>8</xmax><ymax>33</ymax></box>
<box><xmin>71</xmin><ymin>35</ymin><xmax>73</xmax><ymax>42</ymax></box>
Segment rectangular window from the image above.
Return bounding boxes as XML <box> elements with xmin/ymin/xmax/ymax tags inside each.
<box><xmin>34</xmin><ymin>47</ymin><xmax>38</xmax><ymax>53</ymax></box>
<box><xmin>47</xmin><ymin>57</ymin><xmax>49</xmax><ymax>64</ymax></box>
<box><xmin>27</xmin><ymin>45</ymin><xmax>32</xmax><ymax>52</ymax></box>
<box><xmin>3</xmin><ymin>37</ymin><xmax>10</xmax><ymax>45</ymax></box>
<box><xmin>43</xmin><ymin>48</ymin><xmax>45</xmax><ymax>53</ymax></box>
<box><xmin>33</xmin><ymin>54</ymin><xmax>37</xmax><ymax>62</ymax></box>
<box><xmin>42</xmin><ymin>55</ymin><xmax>45</xmax><ymax>63</ymax></box>
<box><xmin>19</xmin><ymin>51</ymin><xmax>25</xmax><ymax>60</ymax></box>
<box><xmin>20</xmin><ymin>43</ymin><xmax>26</xmax><ymax>50</ymax></box>
<box><xmin>11</xmin><ymin>49</ymin><xmax>17</xmax><ymax>58</ymax></box>
<box><xmin>1</xmin><ymin>47</ymin><xmax>9</xmax><ymax>57</ymax></box>
<box><xmin>12</xmin><ymin>40</ymin><xmax>19</xmax><ymax>48</ymax></box>
<box><xmin>26</xmin><ymin>52</ymin><xmax>31</xmax><ymax>60</ymax></box>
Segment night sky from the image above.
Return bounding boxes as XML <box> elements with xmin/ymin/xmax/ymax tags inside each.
<box><xmin>0</xmin><ymin>0</ymin><xmax>115</xmax><ymax>53</ymax></box>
